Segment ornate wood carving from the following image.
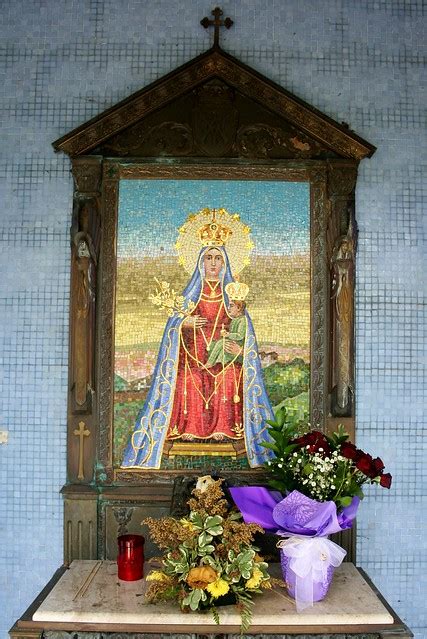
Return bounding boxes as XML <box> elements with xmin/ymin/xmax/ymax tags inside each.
<box><xmin>309</xmin><ymin>167</ymin><xmax>329</xmax><ymax>429</ymax></box>
<box><xmin>68</xmin><ymin>157</ymin><xmax>102</xmax><ymax>484</ymax></box>
<box><xmin>193</xmin><ymin>82</ymin><xmax>238</xmax><ymax>155</ymax></box>
<box><xmin>70</xmin><ymin>158</ymin><xmax>102</xmax><ymax>414</ymax></box>
<box><xmin>73</xmin><ymin>421</ymin><xmax>91</xmax><ymax>480</ymax></box>
<box><xmin>326</xmin><ymin>162</ymin><xmax>358</xmax><ymax>419</ymax></box>
<box><xmin>97</xmin><ymin>165</ymin><xmax>118</xmax><ymax>485</ymax></box>
<box><xmin>98</xmin><ymin>79</ymin><xmax>332</xmax><ymax>160</ymax></box>
<box><xmin>331</xmin><ymin>215</ymin><xmax>356</xmax><ymax>417</ymax></box>
<box><xmin>53</xmin><ymin>50</ymin><xmax>375</xmax><ymax>160</ymax></box>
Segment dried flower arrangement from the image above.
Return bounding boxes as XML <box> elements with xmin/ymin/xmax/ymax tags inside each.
<box><xmin>143</xmin><ymin>479</ymin><xmax>271</xmax><ymax>632</ymax></box>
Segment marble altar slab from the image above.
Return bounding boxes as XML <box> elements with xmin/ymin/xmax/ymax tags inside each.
<box><xmin>33</xmin><ymin>560</ymin><xmax>393</xmax><ymax>627</ymax></box>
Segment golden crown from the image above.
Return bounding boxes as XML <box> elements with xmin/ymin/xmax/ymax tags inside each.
<box><xmin>225</xmin><ymin>281</ymin><xmax>249</xmax><ymax>302</ymax></box>
<box><xmin>198</xmin><ymin>209</ymin><xmax>233</xmax><ymax>246</ymax></box>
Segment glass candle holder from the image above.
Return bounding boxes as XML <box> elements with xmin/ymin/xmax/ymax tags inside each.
<box><xmin>117</xmin><ymin>534</ymin><xmax>144</xmax><ymax>581</ymax></box>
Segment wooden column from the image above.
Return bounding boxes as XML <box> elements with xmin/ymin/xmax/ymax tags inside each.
<box><xmin>327</xmin><ymin>161</ymin><xmax>358</xmax><ymax>424</ymax></box>
<box><xmin>67</xmin><ymin>156</ymin><xmax>102</xmax><ymax>484</ymax></box>
<box><xmin>62</xmin><ymin>156</ymin><xmax>102</xmax><ymax>562</ymax></box>
<box><xmin>326</xmin><ymin>161</ymin><xmax>358</xmax><ymax>564</ymax></box>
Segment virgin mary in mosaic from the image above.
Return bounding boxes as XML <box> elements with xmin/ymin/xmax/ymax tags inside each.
<box><xmin>122</xmin><ymin>208</ymin><xmax>274</xmax><ymax>469</ymax></box>
<box><xmin>115</xmin><ymin>179</ymin><xmax>310</xmax><ymax>472</ymax></box>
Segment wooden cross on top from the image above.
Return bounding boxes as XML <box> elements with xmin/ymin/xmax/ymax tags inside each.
<box><xmin>201</xmin><ymin>7</ymin><xmax>234</xmax><ymax>48</ymax></box>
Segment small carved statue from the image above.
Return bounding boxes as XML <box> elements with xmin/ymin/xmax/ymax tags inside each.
<box><xmin>331</xmin><ymin>217</ymin><xmax>356</xmax><ymax>415</ymax></box>
<box><xmin>72</xmin><ymin>229</ymin><xmax>96</xmax><ymax>409</ymax></box>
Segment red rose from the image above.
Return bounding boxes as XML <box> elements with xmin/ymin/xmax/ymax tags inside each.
<box><xmin>292</xmin><ymin>434</ymin><xmax>307</xmax><ymax>447</ymax></box>
<box><xmin>292</xmin><ymin>431</ymin><xmax>330</xmax><ymax>456</ymax></box>
<box><xmin>356</xmin><ymin>453</ymin><xmax>374</xmax><ymax>476</ymax></box>
<box><xmin>372</xmin><ymin>457</ymin><xmax>385</xmax><ymax>474</ymax></box>
<box><xmin>341</xmin><ymin>442</ymin><xmax>358</xmax><ymax>460</ymax></box>
<box><xmin>380</xmin><ymin>473</ymin><xmax>392</xmax><ymax>489</ymax></box>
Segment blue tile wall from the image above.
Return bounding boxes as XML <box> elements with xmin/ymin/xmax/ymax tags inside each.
<box><xmin>0</xmin><ymin>0</ymin><xmax>425</xmax><ymax>636</ymax></box>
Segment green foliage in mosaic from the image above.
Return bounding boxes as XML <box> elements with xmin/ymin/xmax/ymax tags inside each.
<box><xmin>114</xmin><ymin>374</ymin><xmax>129</xmax><ymax>391</ymax></box>
<box><xmin>275</xmin><ymin>391</ymin><xmax>309</xmax><ymax>428</ymax></box>
<box><xmin>263</xmin><ymin>358</ymin><xmax>309</xmax><ymax>406</ymax></box>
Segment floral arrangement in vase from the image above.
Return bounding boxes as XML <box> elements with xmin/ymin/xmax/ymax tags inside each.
<box><xmin>230</xmin><ymin>407</ymin><xmax>392</xmax><ymax>611</ymax></box>
<box><xmin>143</xmin><ymin>478</ymin><xmax>271</xmax><ymax>632</ymax></box>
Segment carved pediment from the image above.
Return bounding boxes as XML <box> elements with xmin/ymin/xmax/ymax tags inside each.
<box><xmin>95</xmin><ymin>79</ymin><xmax>334</xmax><ymax>160</ymax></box>
<box><xmin>53</xmin><ymin>48</ymin><xmax>375</xmax><ymax>160</ymax></box>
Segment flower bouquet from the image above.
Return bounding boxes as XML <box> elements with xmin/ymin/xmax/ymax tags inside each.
<box><xmin>230</xmin><ymin>407</ymin><xmax>392</xmax><ymax>611</ymax></box>
<box><xmin>143</xmin><ymin>479</ymin><xmax>271</xmax><ymax>632</ymax></box>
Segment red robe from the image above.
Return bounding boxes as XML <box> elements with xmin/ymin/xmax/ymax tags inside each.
<box><xmin>167</xmin><ymin>280</ymin><xmax>243</xmax><ymax>440</ymax></box>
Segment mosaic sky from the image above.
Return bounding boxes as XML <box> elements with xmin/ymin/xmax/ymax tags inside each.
<box><xmin>118</xmin><ymin>179</ymin><xmax>310</xmax><ymax>258</ymax></box>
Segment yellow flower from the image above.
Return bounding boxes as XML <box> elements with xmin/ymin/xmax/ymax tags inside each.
<box><xmin>206</xmin><ymin>578</ymin><xmax>230</xmax><ymax>598</ymax></box>
<box><xmin>246</xmin><ymin>567</ymin><xmax>263</xmax><ymax>589</ymax></box>
<box><xmin>146</xmin><ymin>570</ymin><xmax>169</xmax><ymax>582</ymax></box>
<box><xmin>179</xmin><ymin>518</ymin><xmax>196</xmax><ymax>531</ymax></box>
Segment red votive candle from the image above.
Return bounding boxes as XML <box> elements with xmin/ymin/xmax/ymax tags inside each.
<box><xmin>117</xmin><ymin>534</ymin><xmax>144</xmax><ymax>581</ymax></box>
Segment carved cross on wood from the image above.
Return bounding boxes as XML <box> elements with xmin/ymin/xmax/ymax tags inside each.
<box><xmin>200</xmin><ymin>7</ymin><xmax>233</xmax><ymax>48</ymax></box>
<box><xmin>73</xmin><ymin>420</ymin><xmax>90</xmax><ymax>480</ymax></box>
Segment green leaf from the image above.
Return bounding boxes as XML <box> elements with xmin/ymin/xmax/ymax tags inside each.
<box><xmin>205</xmin><ymin>515</ymin><xmax>223</xmax><ymax>528</ymax></box>
<box><xmin>261</xmin><ymin>442</ymin><xmax>279</xmax><ymax>452</ymax></box>
<box><xmin>198</xmin><ymin>531</ymin><xmax>213</xmax><ymax>547</ymax></box>
<box><xmin>229</xmin><ymin>511</ymin><xmax>242</xmax><ymax>521</ymax></box>
<box><xmin>276</xmin><ymin>406</ymin><xmax>287</xmax><ymax>427</ymax></box>
<box><xmin>235</xmin><ymin>591</ymin><xmax>254</xmax><ymax>634</ymax></box>
<box><xmin>269</xmin><ymin>430</ymin><xmax>283</xmax><ymax>444</ymax></box>
<box><xmin>189</xmin><ymin>512</ymin><xmax>204</xmax><ymax>529</ymax></box>
<box><xmin>265</xmin><ymin>419</ymin><xmax>279</xmax><ymax>427</ymax></box>
<box><xmin>189</xmin><ymin>588</ymin><xmax>203</xmax><ymax>611</ymax></box>
<box><xmin>268</xmin><ymin>479</ymin><xmax>288</xmax><ymax>492</ymax></box>
<box><xmin>283</xmin><ymin>443</ymin><xmax>299</xmax><ymax>454</ymax></box>
<box><xmin>212</xmin><ymin>606</ymin><xmax>220</xmax><ymax>625</ymax></box>
<box><xmin>339</xmin><ymin>495</ymin><xmax>352</xmax><ymax>507</ymax></box>
<box><xmin>237</xmin><ymin>549</ymin><xmax>255</xmax><ymax>565</ymax></box>
<box><xmin>201</xmin><ymin>555</ymin><xmax>217</xmax><ymax>568</ymax></box>
<box><xmin>198</xmin><ymin>544</ymin><xmax>215</xmax><ymax>555</ymax></box>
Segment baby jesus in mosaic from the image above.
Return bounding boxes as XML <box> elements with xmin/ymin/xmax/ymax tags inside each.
<box><xmin>121</xmin><ymin>208</ymin><xmax>274</xmax><ymax>469</ymax></box>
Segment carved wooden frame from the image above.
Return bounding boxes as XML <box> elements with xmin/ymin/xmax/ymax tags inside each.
<box><xmin>67</xmin><ymin>156</ymin><xmax>359</xmax><ymax>488</ymax></box>
<box><xmin>54</xmin><ymin>43</ymin><xmax>373</xmax><ymax>563</ymax></box>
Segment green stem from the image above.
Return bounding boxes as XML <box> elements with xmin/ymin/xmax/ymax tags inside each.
<box><xmin>333</xmin><ymin>459</ymin><xmax>351</xmax><ymax>501</ymax></box>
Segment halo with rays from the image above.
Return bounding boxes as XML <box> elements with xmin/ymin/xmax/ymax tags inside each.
<box><xmin>175</xmin><ymin>207</ymin><xmax>254</xmax><ymax>276</ymax></box>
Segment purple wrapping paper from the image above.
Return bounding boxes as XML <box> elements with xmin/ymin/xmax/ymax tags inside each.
<box><xmin>229</xmin><ymin>487</ymin><xmax>360</xmax><ymax>611</ymax></box>
<box><xmin>229</xmin><ymin>487</ymin><xmax>359</xmax><ymax>536</ymax></box>
<box><xmin>280</xmin><ymin>549</ymin><xmax>335</xmax><ymax>603</ymax></box>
